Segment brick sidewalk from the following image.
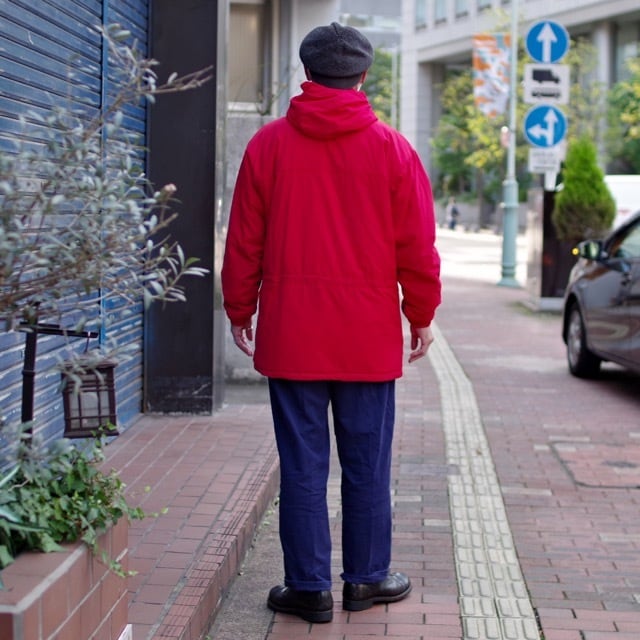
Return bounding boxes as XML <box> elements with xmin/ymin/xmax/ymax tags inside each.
<box><xmin>111</xmin><ymin>231</ymin><xmax>640</xmax><ymax>640</ymax></box>
<box><xmin>212</xmin><ymin>244</ymin><xmax>640</xmax><ymax>639</ymax></box>
<box><xmin>212</xmin><ymin>346</ymin><xmax>461</xmax><ymax>640</ymax></box>
<box><xmin>104</xmin><ymin>400</ymin><xmax>279</xmax><ymax>640</ymax></box>
<box><xmin>436</xmin><ymin>276</ymin><xmax>640</xmax><ymax>640</ymax></box>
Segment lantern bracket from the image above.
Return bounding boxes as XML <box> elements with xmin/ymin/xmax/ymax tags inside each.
<box><xmin>19</xmin><ymin>323</ymin><xmax>101</xmax><ymax>439</ymax></box>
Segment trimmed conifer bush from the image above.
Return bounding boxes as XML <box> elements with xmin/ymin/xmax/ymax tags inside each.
<box><xmin>552</xmin><ymin>136</ymin><xmax>616</xmax><ymax>242</ymax></box>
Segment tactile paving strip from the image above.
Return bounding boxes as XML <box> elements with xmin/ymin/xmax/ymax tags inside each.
<box><xmin>429</xmin><ymin>324</ymin><xmax>541</xmax><ymax>640</ymax></box>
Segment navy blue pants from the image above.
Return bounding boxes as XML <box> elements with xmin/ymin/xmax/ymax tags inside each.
<box><xmin>268</xmin><ymin>378</ymin><xmax>395</xmax><ymax>591</ymax></box>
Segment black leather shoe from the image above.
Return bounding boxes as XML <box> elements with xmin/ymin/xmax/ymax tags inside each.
<box><xmin>343</xmin><ymin>572</ymin><xmax>412</xmax><ymax>611</ymax></box>
<box><xmin>267</xmin><ymin>585</ymin><xmax>333</xmax><ymax>623</ymax></box>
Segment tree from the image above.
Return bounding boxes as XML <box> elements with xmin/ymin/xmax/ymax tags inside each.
<box><xmin>606</xmin><ymin>56</ymin><xmax>640</xmax><ymax>173</ymax></box>
<box><xmin>615</xmin><ymin>56</ymin><xmax>640</xmax><ymax>138</ymax></box>
<box><xmin>431</xmin><ymin>70</ymin><xmax>477</xmax><ymax>196</ymax></box>
<box><xmin>552</xmin><ymin>136</ymin><xmax>615</xmax><ymax>242</ymax></box>
<box><xmin>563</xmin><ymin>38</ymin><xmax>609</xmax><ymax>143</ymax></box>
<box><xmin>366</xmin><ymin>48</ymin><xmax>396</xmax><ymax>125</ymax></box>
<box><xmin>430</xmin><ymin>20</ymin><xmax>536</xmax><ymax>223</ymax></box>
<box><xmin>430</xmin><ymin>28</ymin><xmax>622</xmax><ymax>218</ymax></box>
<box><xmin>431</xmin><ymin>68</ymin><xmax>529</xmax><ymax>225</ymax></box>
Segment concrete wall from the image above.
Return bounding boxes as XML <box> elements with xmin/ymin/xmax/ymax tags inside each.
<box><xmin>223</xmin><ymin>115</ymin><xmax>273</xmax><ymax>383</ymax></box>
<box><xmin>222</xmin><ymin>0</ymin><xmax>340</xmax><ymax>384</ymax></box>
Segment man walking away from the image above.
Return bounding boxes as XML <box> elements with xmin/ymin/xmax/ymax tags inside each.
<box><xmin>221</xmin><ymin>22</ymin><xmax>441</xmax><ymax>624</ymax></box>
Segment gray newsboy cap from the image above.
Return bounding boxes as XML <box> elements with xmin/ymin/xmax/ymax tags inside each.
<box><xmin>299</xmin><ymin>22</ymin><xmax>373</xmax><ymax>78</ymax></box>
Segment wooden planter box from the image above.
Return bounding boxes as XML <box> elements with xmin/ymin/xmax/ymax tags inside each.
<box><xmin>0</xmin><ymin>519</ymin><xmax>130</xmax><ymax>640</ymax></box>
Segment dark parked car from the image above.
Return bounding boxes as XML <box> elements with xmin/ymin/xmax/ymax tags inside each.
<box><xmin>562</xmin><ymin>210</ymin><xmax>640</xmax><ymax>377</ymax></box>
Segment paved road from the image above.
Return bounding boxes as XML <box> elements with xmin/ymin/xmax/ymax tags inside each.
<box><xmin>437</xmin><ymin>228</ymin><xmax>528</xmax><ymax>285</ymax></box>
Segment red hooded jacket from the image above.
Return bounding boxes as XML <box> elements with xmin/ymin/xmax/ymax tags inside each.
<box><xmin>222</xmin><ymin>82</ymin><xmax>441</xmax><ymax>381</ymax></box>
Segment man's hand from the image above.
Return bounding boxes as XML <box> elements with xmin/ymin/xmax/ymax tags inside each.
<box><xmin>409</xmin><ymin>325</ymin><xmax>434</xmax><ymax>363</ymax></box>
<box><xmin>231</xmin><ymin>322</ymin><xmax>254</xmax><ymax>357</ymax></box>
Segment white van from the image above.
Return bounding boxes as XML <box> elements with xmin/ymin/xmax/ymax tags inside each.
<box><xmin>604</xmin><ymin>174</ymin><xmax>640</xmax><ymax>228</ymax></box>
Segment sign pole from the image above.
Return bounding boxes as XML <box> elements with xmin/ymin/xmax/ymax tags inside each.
<box><xmin>499</xmin><ymin>0</ymin><xmax>520</xmax><ymax>287</ymax></box>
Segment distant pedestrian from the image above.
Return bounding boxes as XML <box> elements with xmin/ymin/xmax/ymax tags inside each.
<box><xmin>221</xmin><ymin>22</ymin><xmax>441</xmax><ymax>624</ymax></box>
<box><xmin>446</xmin><ymin>196</ymin><xmax>460</xmax><ymax>230</ymax></box>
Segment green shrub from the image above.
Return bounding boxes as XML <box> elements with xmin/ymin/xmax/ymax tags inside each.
<box><xmin>552</xmin><ymin>136</ymin><xmax>616</xmax><ymax>242</ymax></box>
<box><xmin>0</xmin><ymin>431</ymin><xmax>154</xmax><ymax>586</ymax></box>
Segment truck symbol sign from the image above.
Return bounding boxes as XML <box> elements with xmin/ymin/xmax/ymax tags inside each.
<box><xmin>532</xmin><ymin>68</ymin><xmax>560</xmax><ymax>84</ymax></box>
<box><xmin>524</xmin><ymin>63</ymin><xmax>569</xmax><ymax>105</ymax></box>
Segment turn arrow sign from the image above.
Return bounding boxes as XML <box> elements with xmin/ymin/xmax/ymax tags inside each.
<box><xmin>524</xmin><ymin>105</ymin><xmax>567</xmax><ymax>147</ymax></box>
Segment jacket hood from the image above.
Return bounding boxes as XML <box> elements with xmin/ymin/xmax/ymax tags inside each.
<box><xmin>286</xmin><ymin>81</ymin><xmax>378</xmax><ymax>140</ymax></box>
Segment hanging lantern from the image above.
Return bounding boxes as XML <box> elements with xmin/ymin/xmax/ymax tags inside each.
<box><xmin>61</xmin><ymin>359</ymin><xmax>118</xmax><ymax>438</ymax></box>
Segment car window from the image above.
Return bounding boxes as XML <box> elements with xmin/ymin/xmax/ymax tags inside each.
<box><xmin>611</xmin><ymin>221</ymin><xmax>640</xmax><ymax>259</ymax></box>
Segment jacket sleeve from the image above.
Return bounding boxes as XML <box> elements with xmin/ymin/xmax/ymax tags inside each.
<box><xmin>221</xmin><ymin>149</ymin><xmax>265</xmax><ymax>327</ymax></box>
<box><xmin>393</xmin><ymin>144</ymin><xmax>441</xmax><ymax>327</ymax></box>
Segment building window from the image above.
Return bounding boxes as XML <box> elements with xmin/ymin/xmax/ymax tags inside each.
<box><xmin>435</xmin><ymin>0</ymin><xmax>447</xmax><ymax>23</ymax></box>
<box><xmin>229</xmin><ymin>0</ymin><xmax>270</xmax><ymax>111</ymax></box>
<box><xmin>456</xmin><ymin>0</ymin><xmax>468</xmax><ymax>17</ymax></box>
<box><xmin>478</xmin><ymin>0</ymin><xmax>492</xmax><ymax>10</ymax></box>
<box><xmin>415</xmin><ymin>0</ymin><xmax>427</xmax><ymax>29</ymax></box>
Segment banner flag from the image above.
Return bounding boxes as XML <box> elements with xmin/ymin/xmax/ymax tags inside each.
<box><xmin>472</xmin><ymin>34</ymin><xmax>511</xmax><ymax>118</ymax></box>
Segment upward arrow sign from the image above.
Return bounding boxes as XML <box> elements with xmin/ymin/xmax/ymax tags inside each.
<box><xmin>526</xmin><ymin>20</ymin><xmax>569</xmax><ymax>63</ymax></box>
<box><xmin>537</xmin><ymin>23</ymin><xmax>557</xmax><ymax>63</ymax></box>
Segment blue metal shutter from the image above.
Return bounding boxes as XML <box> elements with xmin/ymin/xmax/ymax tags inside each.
<box><xmin>0</xmin><ymin>0</ymin><xmax>148</xmax><ymax>443</ymax></box>
<box><xmin>101</xmin><ymin>0</ymin><xmax>149</xmax><ymax>429</ymax></box>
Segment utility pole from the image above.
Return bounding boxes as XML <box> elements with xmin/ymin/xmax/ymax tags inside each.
<box><xmin>499</xmin><ymin>0</ymin><xmax>520</xmax><ymax>287</ymax></box>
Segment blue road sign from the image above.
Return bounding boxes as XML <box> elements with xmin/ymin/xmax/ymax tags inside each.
<box><xmin>526</xmin><ymin>21</ymin><xmax>570</xmax><ymax>63</ymax></box>
<box><xmin>524</xmin><ymin>105</ymin><xmax>567</xmax><ymax>148</ymax></box>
